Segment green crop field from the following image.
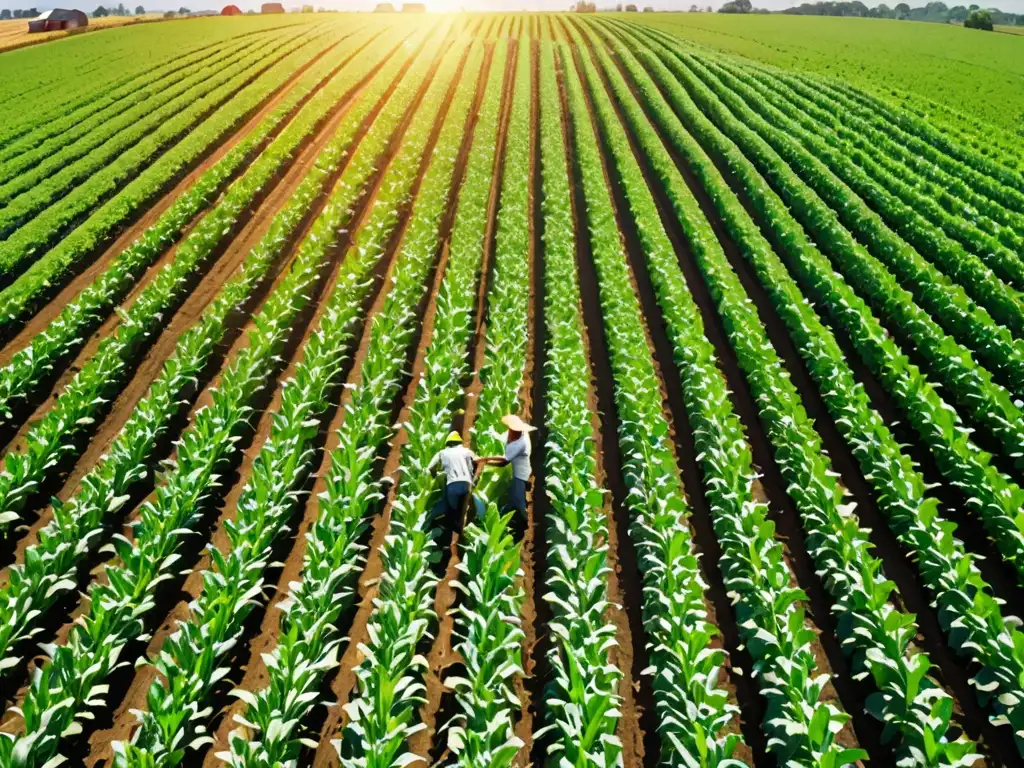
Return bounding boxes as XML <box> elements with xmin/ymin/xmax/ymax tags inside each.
<box><xmin>0</xmin><ymin>11</ymin><xmax>1021</xmax><ymax>768</ymax></box>
<box><xmin>630</xmin><ymin>12</ymin><xmax>1024</xmax><ymax>138</ymax></box>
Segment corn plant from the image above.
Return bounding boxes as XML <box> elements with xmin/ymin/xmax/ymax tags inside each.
<box><xmin>530</xmin><ymin>41</ymin><xmax>622</xmax><ymax>767</ymax></box>
<box><xmin>559</xmin><ymin>36</ymin><xmax>746</xmax><ymax>767</ymax></box>
<box><xmin>444</xmin><ymin>38</ymin><xmax>529</xmax><ymax>765</ymax></box>
<box><xmin>0</xmin><ymin>28</ymin><xmax>444</xmax><ymax>768</ymax></box>
<box><xmin>115</xmin><ymin>34</ymin><xmax>475</xmax><ymax>768</ymax></box>
<box><xmin>599</xmin><ymin>20</ymin><xmax>1021</xmax><ymax>758</ymax></box>
<box><xmin>0</xmin><ymin>27</ymin><xmax>382</xmax><ymax>424</ymax></box>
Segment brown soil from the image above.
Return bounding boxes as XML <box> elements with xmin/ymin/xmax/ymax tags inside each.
<box><xmin>80</xmin><ymin>25</ymin><xmax>459</xmax><ymax>768</ymax></box>
<box><xmin>0</xmin><ymin>42</ymin><xmax>391</xmax><ymax>581</ymax></box>
<box><xmin>0</xmin><ymin>28</ymin><xmax>376</xmax><ymax>361</ymax></box>
<box><xmin>0</xmin><ymin>30</ymin><xmax>331</xmax><ymax>349</ymax></box>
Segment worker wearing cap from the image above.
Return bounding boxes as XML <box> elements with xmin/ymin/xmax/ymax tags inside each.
<box><xmin>428</xmin><ymin>430</ymin><xmax>481</xmax><ymax>532</ymax></box>
<box><xmin>479</xmin><ymin>414</ymin><xmax>535</xmax><ymax>521</ymax></box>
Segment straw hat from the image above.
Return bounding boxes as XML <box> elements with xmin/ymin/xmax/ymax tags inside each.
<box><xmin>446</xmin><ymin>431</ymin><xmax>463</xmax><ymax>444</ymax></box>
<box><xmin>502</xmin><ymin>414</ymin><xmax>536</xmax><ymax>432</ymax></box>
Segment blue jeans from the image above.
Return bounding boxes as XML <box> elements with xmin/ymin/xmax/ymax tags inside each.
<box><xmin>506</xmin><ymin>477</ymin><xmax>528</xmax><ymax>517</ymax></box>
<box><xmin>432</xmin><ymin>481</ymin><xmax>484</xmax><ymax>531</ymax></box>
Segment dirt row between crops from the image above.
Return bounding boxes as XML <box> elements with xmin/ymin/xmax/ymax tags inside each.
<box><xmin>584</xmin><ymin>20</ymin><xmax>1020</xmax><ymax>766</ymax></box>
<box><xmin>0</xmin><ymin>26</ymin><xmax>369</xmax><ymax>363</ymax></box>
<box><xmin>0</xmin><ymin>30</ymin><xmax>403</xmax><ymax>588</ymax></box>
<box><xmin>77</xmin><ymin>24</ymin><xmax>462</xmax><ymax>767</ymax></box>
<box><xmin>0</xmin><ymin>20</ymin><xmax>441</xmax><ymax>755</ymax></box>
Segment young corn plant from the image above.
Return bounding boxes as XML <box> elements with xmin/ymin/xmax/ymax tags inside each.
<box><xmin>595</xmin><ymin>21</ymin><xmax>998</xmax><ymax>761</ymax></box>
<box><xmin>0</xmin><ymin>30</ymin><xmax>445</xmax><ymax>768</ymax></box>
<box><xmin>531</xmin><ymin>41</ymin><xmax>622</xmax><ymax>767</ymax></box>
<box><xmin>115</xmin><ymin>37</ymin><xmax>476</xmax><ymax>768</ymax></box>
<box><xmin>0</xmin><ymin>32</ymin><xmax>413</xmax><ymax>677</ymax></box>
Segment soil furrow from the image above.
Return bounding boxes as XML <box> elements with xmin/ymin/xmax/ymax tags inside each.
<box><xmin>0</xmin><ymin>24</ymin><xmax>375</xmax><ymax>359</ymax></box>
<box><xmin>596</xmin><ymin>28</ymin><xmax>880</xmax><ymax>759</ymax></box>
<box><xmin>80</xmin><ymin>23</ymin><xmax>461</xmax><ymax>766</ymax></box>
<box><xmin>0</xmin><ymin>36</ymin><xmax>402</xmax><ymax>577</ymax></box>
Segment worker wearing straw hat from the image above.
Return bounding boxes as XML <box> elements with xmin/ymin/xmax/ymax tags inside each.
<box><xmin>479</xmin><ymin>413</ymin><xmax>535</xmax><ymax>522</ymax></box>
<box><xmin>428</xmin><ymin>430</ymin><xmax>483</xmax><ymax>533</ymax></box>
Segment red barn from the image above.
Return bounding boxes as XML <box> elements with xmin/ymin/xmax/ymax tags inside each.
<box><xmin>221</xmin><ymin>4</ymin><xmax>242</xmax><ymax>13</ymax></box>
<box><xmin>27</xmin><ymin>8</ymin><xmax>88</xmax><ymax>32</ymax></box>
<box><xmin>261</xmin><ymin>2</ymin><xmax>285</xmax><ymax>11</ymax></box>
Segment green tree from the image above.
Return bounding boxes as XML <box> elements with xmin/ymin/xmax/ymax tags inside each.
<box><xmin>964</xmin><ymin>7</ymin><xmax>993</xmax><ymax>27</ymax></box>
<box><xmin>894</xmin><ymin>1</ymin><xmax>910</xmax><ymax>16</ymax></box>
<box><xmin>135</xmin><ymin>4</ymin><xmax>145</xmax><ymax>11</ymax></box>
<box><xmin>0</xmin><ymin>9</ymin><xmax>10</xmax><ymax>18</ymax></box>
<box><xmin>93</xmin><ymin>5</ymin><xmax>109</xmax><ymax>16</ymax></box>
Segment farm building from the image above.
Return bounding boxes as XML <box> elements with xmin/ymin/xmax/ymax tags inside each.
<box><xmin>402</xmin><ymin>2</ymin><xmax>425</xmax><ymax>10</ymax></box>
<box><xmin>374</xmin><ymin>2</ymin><xmax>395</xmax><ymax>9</ymax></box>
<box><xmin>221</xmin><ymin>4</ymin><xmax>242</xmax><ymax>13</ymax></box>
<box><xmin>27</xmin><ymin>8</ymin><xmax>88</xmax><ymax>32</ymax></box>
<box><xmin>261</xmin><ymin>2</ymin><xmax>284</xmax><ymax>11</ymax></box>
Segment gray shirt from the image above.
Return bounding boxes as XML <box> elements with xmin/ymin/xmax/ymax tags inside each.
<box><xmin>504</xmin><ymin>434</ymin><xmax>532</xmax><ymax>481</ymax></box>
<box><xmin>428</xmin><ymin>445</ymin><xmax>477</xmax><ymax>484</ymax></box>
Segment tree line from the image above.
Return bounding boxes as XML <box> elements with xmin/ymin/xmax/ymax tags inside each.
<box><xmin>778</xmin><ymin>0</ymin><xmax>1018</xmax><ymax>27</ymax></box>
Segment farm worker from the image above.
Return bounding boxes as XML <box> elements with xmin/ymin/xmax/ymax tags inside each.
<box><xmin>429</xmin><ymin>430</ymin><xmax>484</xmax><ymax>532</ymax></box>
<box><xmin>479</xmin><ymin>413</ymin><xmax>535</xmax><ymax>520</ymax></box>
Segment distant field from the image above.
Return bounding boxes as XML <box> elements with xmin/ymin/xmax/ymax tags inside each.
<box><xmin>630</xmin><ymin>12</ymin><xmax>1024</xmax><ymax>134</ymax></box>
<box><xmin>0</xmin><ymin>14</ymin><xmax>167</xmax><ymax>52</ymax></box>
<box><xmin>998</xmin><ymin>24</ymin><xmax>1024</xmax><ymax>34</ymax></box>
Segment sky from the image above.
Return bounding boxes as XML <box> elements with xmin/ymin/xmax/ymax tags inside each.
<box><xmin>2</xmin><ymin>0</ymin><xmax>1023</xmax><ymax>19</ymax></box>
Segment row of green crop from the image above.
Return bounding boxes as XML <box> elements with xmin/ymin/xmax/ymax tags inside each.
<box><xmin>328</xmin><ymin>37</ymin><xmax>495</xmax><ymax>767</ymax></box>
<box><xmin>697</xmin><ymin>60</ymin><xmax>1024</xmax><ymax>340</ymax></box>
<box><xmin>533</xmin><ymin>41</ymin><xmax>622</xmax><ymax>766</ymax></box>
<box><xmin>216</xmin><ymin>25</ymin><xmax>479</xmax><ymax>768</ymax></box>
<box><xmin>0</xmin><ymin>26</ymin><xmax>441</xmax><ymax>768</ymax></box>
<box><xmin>588</xmin><ymin>20</ymin><xmax>984</xmax><ymax>764</ymax></box>
<box><xmin>819</xmin><ymin>76</ymin><xmax>1024</xmax><ymax>213</ymax></box>
<box><xmin>0</xmin><ymin>31</ymin><xmax>322</xmax><ymax>293</ymax></box>
<box><xmin>709</xmin><ymin>56</ymin><xmax>1024</xmax><ymax>289</ymax></box>
<box><xmin>444</xmin><ymin>38</ymin><xmax>529</xmax><ymax>766</ymax></box>
<box><xmin>0</xmin><ymin>33</ymin><xmax>337</xmax><ymax>324</ymax></box>
<box><xmin>0</xmin><ymin>29</ymin><xmax>383</xmax><ymax>425</ymax></box>
<box><xmin>0</xmin><ymin>32</ymin><xmax>274</xmax><ymax>198</ymax></box>
<box><xmin>0</xmin><ymin>35</ymin><xmax>257</xmax><ymax>167</ymax></box>
<box><xmin>646</xmin><ymin>47</ymin><xmax>1024</xmax><ymax>423</ymax></box>
<box><xmin>665</xmin><ymin>53</ymin><xmax>1024</xmax><ymax>433</ymax></box>
<box><xmin>0</xmin><ymin>31</ymin><xmax>248</xmax><ymax>153</ymax></box>
<box><xmin>599</xmin><ymin>19</ymin><xmax>1024</xmax><ymax>756</ymax></box>
<box><xmin>621</xmin><ymin>25</ymin><xmax>1024</xmax><ymax>571</ymax></box>
<box><xmin>0</xmin><ymin>30</ymin><xmax>398</xmax><ymax>542</ymax></box>
<box><xmin>557</xmin><ymin>33</ymin><xmax>744</xmax><ymax>767</ymax></box>
<box><xmin>115</xmin><ymin>31</ymin><xmax>472</xmax><ymax>768</ymax></box>
<box><xmin>630</xmin><ymin>22</ymin><xmax>1024</xmax><ymax>252</ymax></box>
<box><xmin>0</xmin><ymin>27</ymin><xmax>317</xmax><ymax>265</ymax></box>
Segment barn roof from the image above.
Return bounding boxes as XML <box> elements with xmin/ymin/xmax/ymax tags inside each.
<box><xmin>34</xmin><ymin>8</ymin><xmax>87</xmax><ymax>19</ymax></box>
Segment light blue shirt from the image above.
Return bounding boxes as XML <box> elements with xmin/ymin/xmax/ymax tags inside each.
<box><xmin>504</xmin><ymin>434</ymin><xmax>531</xmax><ymax>481</ymax></box>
